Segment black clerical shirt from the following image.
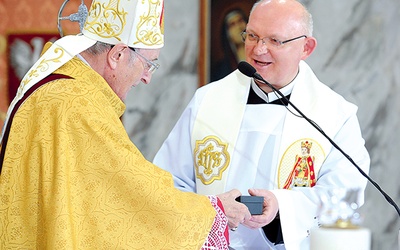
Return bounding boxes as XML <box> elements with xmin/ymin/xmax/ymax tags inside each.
<box><xmin>246</xmin><ymin>85</ymin><xmax>286</xmax><ymax>245</ymax></box>
<box><xmin>247</xmin><ymin>84</ymin><xmax>291</xmax><ymax>106</ymax></box>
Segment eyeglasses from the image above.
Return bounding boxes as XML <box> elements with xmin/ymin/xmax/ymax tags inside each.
<box><xmin>129</xmin><ymin>47</ymin><xmax>160</xmax><ymax>74</ymax></box>
<box><xmin>241</xmin><ymin>31</ymin><xmax>307</xmax><ymax>48</ymax></box>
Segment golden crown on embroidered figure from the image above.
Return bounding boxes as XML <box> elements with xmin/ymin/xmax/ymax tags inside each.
<box><xmin>301</xmin><ymin>140</ymin><xmax>313</xmax><ymax>150</ymax></box>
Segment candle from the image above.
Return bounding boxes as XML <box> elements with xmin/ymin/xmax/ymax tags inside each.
<box><xmin>310</xmin><ymin>226</ymin><xmax>371</xmax><ymax>250</ymax></box>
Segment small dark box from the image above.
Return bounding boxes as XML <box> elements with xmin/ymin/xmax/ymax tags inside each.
<box><xmin>235</xmin><ymin>196</ymin><xmax>263</xmax><ymax>215</ymax></box>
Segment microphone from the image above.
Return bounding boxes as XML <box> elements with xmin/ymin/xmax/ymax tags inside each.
<box><xmin>238</xmin><ymin>61</ymin><xmax>273</xmax><ymax>87</ymax></box>
<box><xmin>237</xmin><ymin>61</ymin><xmax>400</xmax><ymax>217</ymax></box>
<box><xmin>238</xmin><ymin>61</ymin><xmax>288</xmax><ymax>102</ymax></box>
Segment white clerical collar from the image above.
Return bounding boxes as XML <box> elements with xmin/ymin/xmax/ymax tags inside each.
<box><xmin>251</xmin><ymin>79</ymin><xmax>294</xmax><ymax>103</ymax></box>
<box><xmin>76</xmin><ymin>53</ymin><xmax>92</xmax><ymax>67</ymax></box>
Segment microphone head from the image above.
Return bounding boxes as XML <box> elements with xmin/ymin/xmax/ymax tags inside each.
<box><xmin>238</xmin><ymin>61</ymin><xmax>256</xmax><ymax>77</ymax></box>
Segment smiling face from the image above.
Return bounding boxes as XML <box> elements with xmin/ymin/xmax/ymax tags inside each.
<box><xmin>245</xmin><ymin>0</ymin><xmax>317</xmax><ymax>92</ymax></box>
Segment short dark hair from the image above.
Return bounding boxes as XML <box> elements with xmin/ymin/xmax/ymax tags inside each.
<box><xmin>84</xmin><ymin>41</ymin><xmax>112</xmax><ymax>55</ymax></box>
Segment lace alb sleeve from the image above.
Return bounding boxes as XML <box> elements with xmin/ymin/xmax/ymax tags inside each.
<box><xmin>201</xmin><ymin>195</ymin><xmax>229</xmax><ymax>250</ymax></box>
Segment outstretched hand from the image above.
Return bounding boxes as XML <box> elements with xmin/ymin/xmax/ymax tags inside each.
<box><xmin>241</xmin><ymin>188</ymin><xmax>279</xmax><ymax>229</ymax></box>
<box><xmin>216</xmin><ymin>189</ymin><xmax>252</xmax><ymax>230</ymax></box>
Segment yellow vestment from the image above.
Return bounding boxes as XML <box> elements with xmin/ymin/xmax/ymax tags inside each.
<box><xmin>0</xmin><ymin>55</ymin><xmax>215</xmax><ymax>249</ymax></box>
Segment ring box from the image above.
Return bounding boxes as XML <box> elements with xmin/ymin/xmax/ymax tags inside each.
<box><xmin>235</xmin><ymin>196</ymin><xmax>263</xmax><ymax>215</ymax></box>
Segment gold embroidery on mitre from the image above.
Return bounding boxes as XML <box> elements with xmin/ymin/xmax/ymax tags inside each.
<box><xmin>194</xmin><ymin>136</ymin><xmax>230</xmax><ymax>185</ymax></box>
<box><xmin>277</xmin><ymin>138</ymin><xmax>325</xmax><ymax>189</ymax></box>
<box><xmin>18</xmin><ymin>47</ymin><xmax>65</xmax><ymax>98</ymax></box>
<box><xmin>134</xmin><ymin>0</ymin><xmax>163</xmax><ymax>46</ymax></box>
<box><xmin>84</xmin><ymin>0</ymin><xmax>127</xmax><ymax>41</ymax></box>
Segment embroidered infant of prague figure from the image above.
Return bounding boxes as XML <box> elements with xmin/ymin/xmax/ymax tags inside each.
<box><xmin>283</xmin><ymin>140</ymin><xmax>316</xmax><ymax>189</ymax></box>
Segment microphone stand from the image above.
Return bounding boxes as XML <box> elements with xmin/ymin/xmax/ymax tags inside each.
<box><xmin>251</xmin><ymin>72</ymin><xmax>400</xmax><ymax>218</ymax></box>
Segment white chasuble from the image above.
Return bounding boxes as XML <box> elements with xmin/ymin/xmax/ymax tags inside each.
<box><xmin>191</xmin><ymin>62</ymin><xmax>338</xmax><ymax>196</ymax></box>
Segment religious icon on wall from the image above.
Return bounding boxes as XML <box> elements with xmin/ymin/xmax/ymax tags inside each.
<box><xmin>7</xmin><ymin>32</ymin><xmax>59</xmax><ymax>103</ymax></box>
<box><xmin>199</xmin><ymin>0</ymin><xmax>255</xmax><ymax>85</ymax></box>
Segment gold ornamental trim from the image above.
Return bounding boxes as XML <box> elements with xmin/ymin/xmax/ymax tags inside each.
<box><xmin>194</xmin><ymin>136</ymin><xmax>230</xmax><ymax>185</ymax></box>
<box><xmin>84</xmin><ymin>0</ymin><xmax>127</xmax><ymax>41</ymax></box>
<box><xmin>134</xmin><ymin>0</ymin><xmax>164</xmax><ymax>46</ymax></box>
<box><xmin>18</xmin><ymin>47</ymin><xmax>65</xmax><ymax>98</ymax></box>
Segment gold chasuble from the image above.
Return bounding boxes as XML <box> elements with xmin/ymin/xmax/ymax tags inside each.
<box><xmin>0</xmin><ymin>55</ymin><xmax>215</xmax><ymax>249</ymax></box>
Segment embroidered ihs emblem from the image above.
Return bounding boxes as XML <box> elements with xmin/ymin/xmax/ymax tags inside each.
<box><xmin>278</xmin><ymin>139</ymin><xmax>325</xmax><ymax>189</ymax></box>
<box><xmin>194</xmin><ymin>136</ymin><xmax>230</xmax><ymax>185</ymax></box>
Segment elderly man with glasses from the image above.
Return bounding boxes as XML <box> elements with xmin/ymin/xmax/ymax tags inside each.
<box><xmin>0</xmin><ymin>0</ymin><xmax>252</xmax><ymax>249</ymax></box>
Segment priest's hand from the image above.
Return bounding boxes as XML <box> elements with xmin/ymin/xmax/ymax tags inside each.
<box><xmin>217</xmin><ymin>189</ymin><xmax>252</xmax><ymax>230</ymax></box>
<box><xmin>242</xmin><ymin>188</ymin><xmax>279</xmax><ymax>229</ymax></box>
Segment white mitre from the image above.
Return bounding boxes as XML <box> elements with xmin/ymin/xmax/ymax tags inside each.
<box><xmin>83</xmin><ymin>0</ymin><xmax>164</xmax><ymax>49</ymax></box>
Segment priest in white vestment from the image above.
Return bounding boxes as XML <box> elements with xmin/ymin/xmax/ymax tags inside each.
<box><xmin>154</xmin><ymin>0</ymin><xmax>370</xmax><ymax>249</ymax></box>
